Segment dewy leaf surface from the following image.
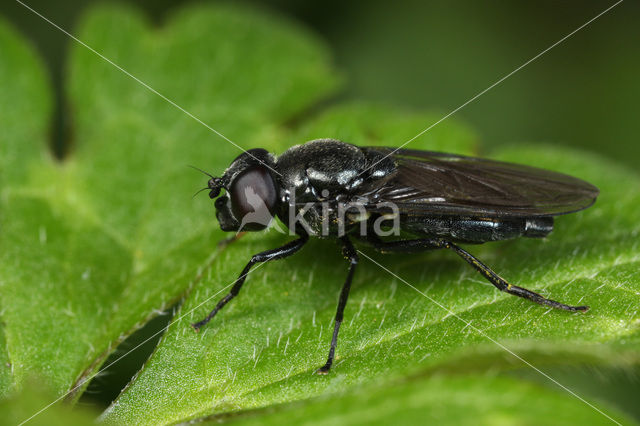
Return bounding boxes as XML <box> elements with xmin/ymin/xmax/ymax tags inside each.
<box><xmin>103</xmin><ymin>103</ymin><xmax>640</xmax><ymax>425</ymax></box>
<box><xmin>0</xmin><ymin>2</ymin><xmax>338</xmax><ymax>402</ymax></box>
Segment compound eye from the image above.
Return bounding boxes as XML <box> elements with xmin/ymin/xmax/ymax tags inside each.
<box><xmin>229</xmin><ymin>166</ymin><xmax>277</xmax><ymax>221</ymax></box>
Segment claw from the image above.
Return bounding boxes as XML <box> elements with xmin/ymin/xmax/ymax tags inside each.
<box><xmin>316</xmin><ymin>364</ymin><xmax>331</xmax><ymax>375</ymax></box>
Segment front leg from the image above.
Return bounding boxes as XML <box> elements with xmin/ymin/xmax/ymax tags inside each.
<box><xmin>191</xmin><ymin>234</ymin><xmax>308</xmax><ymax>331</ymax></box>
<box><xmin>361</xmin><ymin>235</ymin><xmax>588</xmax><ymax>312</ymax></box>
<box><xmin>317</xmin><ymin>236</ymin><xmax>358</xmax><ymax>374</ymax></box>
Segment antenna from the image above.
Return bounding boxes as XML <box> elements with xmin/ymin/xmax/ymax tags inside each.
<box><xmin>187</xmin><ymin>165</ymin><xmax>215</xmax><ymax>179</ymax></box>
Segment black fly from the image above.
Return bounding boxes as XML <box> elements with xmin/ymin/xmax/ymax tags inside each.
<box><xmin>191</xmin><ymin>139</ymin><xmax>599</xmax><ymax>374</ymax></box>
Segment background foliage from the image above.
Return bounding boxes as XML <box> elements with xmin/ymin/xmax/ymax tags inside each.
<box><xmin>0</xmin><ymin>1</ymin><xmax>638</xmax><ymax>425</ymax></box>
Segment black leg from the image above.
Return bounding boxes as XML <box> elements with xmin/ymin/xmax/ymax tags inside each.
<box><xmin>191</xmin><ymin>234</ymin><xmax>309</xmax><ymax>331</ymax></box>
<box><xmin>317</xmin><ymin>236</ymin><xmax>358</xmax><ymax>375</ymax></box>
<box><xmin>363</xmin><ymin>235</ymin><xmax>588</xmax><ymax>312</ymax></box>
<box><xmin>445</xmin><ymin>242</ymin><xmax>588</xmax><ymax>312</ymax></box>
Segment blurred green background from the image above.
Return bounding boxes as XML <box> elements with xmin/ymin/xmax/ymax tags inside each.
<box><xmin>2</xmin><ymin>0</ymin><xmax>639</xmax><ymax>164</ymax></box>
<box><xmin>2</xmin><ymin>0</ymin><xmax>638</xmax><ymax>416</ymax></box>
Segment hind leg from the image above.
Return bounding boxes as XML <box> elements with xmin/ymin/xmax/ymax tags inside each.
<box><xmin>361</xmin><ymin>235</ymin><xmax>588</xmax><ymax>312</ymax></box>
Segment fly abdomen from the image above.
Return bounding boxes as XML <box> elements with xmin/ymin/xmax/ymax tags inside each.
<box><xmin>523</xmin><ymin>216</ymin><xmax>554</xmax><ymax>238</ymax></box>
<box><xmin>404</xmin><ymin>216</ymin><xmax>553</xmax><ymax>243</ymax></box>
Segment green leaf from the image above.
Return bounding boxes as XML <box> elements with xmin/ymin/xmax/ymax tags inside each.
<box><xmin>0</xmin><ymin>1</ymin><xmax>338</xmax><ymax>403</ymax></box>
<box><xmin>101</xmin><ymin>102</ymin><xmax>640</xmax><ymax>424</ymax></box>
<box><xmin>2</xmin><ymin>3</ymin><xmax>639</xmax><ymax>425</ymax></box>
<box><xmin>218</xmin><ymin>374</ymin><xmax>634</xmax><ymax>426</ymax></box>
<box><xmin>0</xmin><ymin>383</ymin><xmax>98</xmax><ymax>426</ymax></box>
<box><xmin>0</xmin><ymin>14</ymin><xmax>54</xmax><ymax>397</ymax></box>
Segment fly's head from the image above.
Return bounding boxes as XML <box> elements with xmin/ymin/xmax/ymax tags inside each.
<box><xmin>203</xmin><ymin>149</ymin><xmax>279</xmax><ymax>233</ymax></box>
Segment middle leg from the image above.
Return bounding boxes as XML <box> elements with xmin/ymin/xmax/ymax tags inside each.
<box><xmin>317</xmin><ymin>236</ymin><xmax>358</xmax><ymax>374</ymax></box>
